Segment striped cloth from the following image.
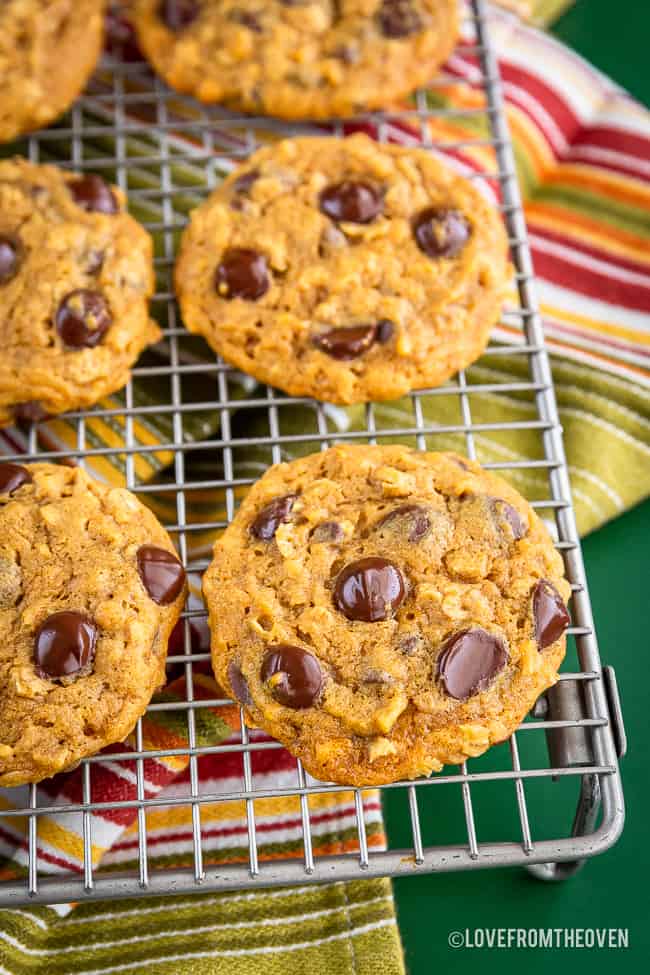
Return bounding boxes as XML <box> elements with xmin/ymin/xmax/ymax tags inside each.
<box><xmin>1</xmin><ymin>2</ymin><xmax>650</xmax><ymax>972</ymax></box>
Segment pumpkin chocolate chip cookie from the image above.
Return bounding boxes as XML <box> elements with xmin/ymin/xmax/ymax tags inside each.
<box><xmin>175</xmin><ymin>135</ymin><xmax>509</xmax><ymax>404</ymax></box>
<box><xmin>0</xmin><ymin>1</ymin><xmax>106</xmax><ymax>143</ymax></box>
<box><xmin>131</xmin><ymin>1</ymin><xmax>459</xmax><ymax>119</ymax></box>
<box><xmin>204</xmin><ymin>445</ymin><xmax>570</xmax><ymax>786</ymax></box>
<box><xmin>0</xmin><ymin>158</ymin><xmax>160</xmax><ymax>428</ymax></box>
<box><xmin>0</xmin><ymin>462</ymin><xmax>186</xmax><ymax>786</ymax></box>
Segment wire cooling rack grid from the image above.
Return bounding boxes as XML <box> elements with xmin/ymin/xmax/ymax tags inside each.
<box><xmin>0</xmin><ymin>0</ymin><xmax>625</xmax><ymax>905</ymax></box>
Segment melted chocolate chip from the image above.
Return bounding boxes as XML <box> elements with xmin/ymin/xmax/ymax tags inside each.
<box><xmin>532</xmin><ymin>580</ymin><xmax>570</xmax><ymax>650</ymax></box>
<box><xmin>412</xmin><ymin>207</ymin><xmax>470</xmax><ymax>258</ymax></box>
<box><xmin>229</xmin><ymin>9</ymin><xmax>262</xmax><ymax>31</ymax></box>
<box><xmin>13</xmin><ymin>402</ymin><xmax>49</xmax><ymax>426</ymax></box>
<box><xmin>261</xmin><ymin>644</ymin><xmax>323</xmax><ymax>709</ymax></box>
<box><xmin>34</xmin><ymin>611</ymin><xmax>97</xmax><ymax>679</ymax></box>
<box><xmin>227</xmin><ymin>661</ymin><xmax>253</xmax><ymax>706</ymax></box>
<box><xmin>437</xmin><ymin>628</ymin><xmax>508</xmax><ymax>701</ymax></box>
<box><xmin>313</xmin><ymin>324</ymin><xmax>378</xmax><ymax>360</ymax></box>
<box><xmin>68</xmin><ymin>174</ymin><xmax>118</xmax><ymax>214</ymax></box>
<box><xmin>319</xmin><ymin>181</ymin><xmax>383</xmax><ymax>224</ymax></box>
<box><xmin>137</xmin><ymin>546</ymin><xmax>186</xmax><ymax>605</ymax></box>
<box><xmin>250</xmin><ymin>494</ymin><xmax>298</xmax><ymax>541</ymax></box>
<box><xmin>232</xmin><ymin>168</ymin><xmax>260</xmax><ymax>195</ymax></box>
<box><xmin>493</xmin><ymin>499</ymin><xmax>527</xmax><ymax>540</ymax></box>
<box><xmin>0</xmin><ymin>235</ymin><xmax>21</xmax><ymax>285</ymax></box>
<box><xmin>376</xmin><ymin>504</ymin><xmax>432</xmax><ymax>543</ymax></box>
<box><xmin>378</xmin><ymin>0</ymin><xmax>423</xmax><ymax>38</ymax></box>
<box><xmin>311</xmin><ymin>521</ymin><xmax>344</xmax><ymax>544</ymax></box>
<box><xmin>0</xmin><ymin>463</ymin><xmax>32</xmax><ymax>496</ymax></box>
<box><xmin>215</xmin><ymin>248</ymin><xmax>270</xmax><ymax>300</ymax></box>
<box><xmin>376</xmin><ymin>319</ymin><xmax>395</xmax><ymax>343</ymax></box>
<box><xmin>333</xmin><ymin>557</ymin><xmax>406</xmax><ymax>622</ymax></box>
<box><xmin>159</xmin><ymin>0</ymin><xmax>199</xmax><ymax>30</ymax></box>
<box><xmin>55</xmin><ymin>289</ymin><xmax>112</xmax><ymax>349</ymax></box>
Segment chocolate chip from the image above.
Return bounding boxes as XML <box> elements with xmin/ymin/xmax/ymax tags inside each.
<box><xmin>34</xmin><ymin>611</ymin><xmax>97</xmax><ymax>680</ymax></box>
<box><xmin>229</xmin><ymin>9</ymin><xmax>262</xmax><ymax>31</ymax></box>
<box><xmin>261</xmin><ymin>644</ymin><xmax>323</xmax><ymax>709</ymax></box>
<box><xmin>319</xmin><ymin>181</ymin><xmax>383</xmax><ymax>224</ymax></box>
<box><xmin>159</xmin><ymin>0</ymin><xmax>199</xmax><ymax>30</ymax></box>
<box><xmin>493</xmin><ymin>499</ymin><xmax>527</xmax><ymax>540</ymax></box>
<box><xmin>215</xmin><ymin>248</ymin><xmax>270</xmax><ymax>301</ymax></box>
<box><xmin>250</xmin><ymin>494</ymin><xmax>297</xmax><ymax>541</ymax></box>
<box><xmin>232</xmin><ymin>168</ymin><xmax>260</xmax><ymax>195</ymax></box>
<box><xmin>313</xmin><ymin>324</ymin><xmax>378</xmax><ymax>360</ymax></box>
<box><xmin>13</xmin><ymin>402</ymin><xmax>49</xmax><ymax>426</ymax></box>
<box><xmin>331</xmin><ymin>43</ymin><xmax>359</xmax><ymax>64</ymax></box>
<box><xmin>412</xmin><ymin>207</ymin><xmax>470</xmax><ymax>258</ymax></box>
<box><xmin>227</xmin><ymin>661</ymin><xmax>253</xmax><ymax>706</ymax></box>
<box><xmin>376</xmin><ymin>504</ymin><xmax>431</xmax><ymax>543</ymax></box>
<box><xmin>0</xmin><ymin>235</ymin><xmax>21</xmax><ymax>285</ymax></box>
<box><xmin>137</xmin><ymin>545</ymin><xmax>186</xmax><ymax>605</ymax></box>
<box><xmin>333</xmin><ymin>557</ymin><xmax>406</xmax><ymax>622</ymax></box>
<box><xmin>105</xmin><ymin>9</ymin><xmax>144</xmax><ymax>61</ymax></box>
<box><xmin>378</xmin><ymin>0</ymin><xmax>423</xmax><ymax>38</ymax></box>
<box><xmin>437</xmin><ymin>628</ymin><xmax>508</xmax><ymax>700</ymax></box>
<box><xmin>376</xmin><ymin>319</ymin><xmax>395</xmax><ymax>343</ymax></box>
<box><xmin>0</xmin><ymin>463</ymin><xmax>32</xmax><ymax>496</ymax></box>
<box><xmin>68</xmin><ymin>174</ymin><xmax>118</xmax><ymax>214</ymax></box>
<box><xmin>310</xmin><ymin>521</ymin><xmax>344</xmax><ymax>544</ymax></box>
<box><xmin>55</xmin><ymin>289</ymin><xmax>112</xmax><ymax>349</ymax></box>
<box><xmin>532</xmin><ymin>580</ymin><xmax>570</xmax><ymax>650</ymax></box>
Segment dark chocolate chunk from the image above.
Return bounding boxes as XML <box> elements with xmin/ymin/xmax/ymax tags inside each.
<box><xmin>313</xmin><ymin>324</ymin><xmax>378</xmax><ymax>360</ymax></box>
<box><xmin>68</xmin><ymin>174</ymin><xmax>118</xmax><ymax>214</ymax></box>
<box><xmin>232</xmin><ymin>168</ymin><xmax>260</xmax><ymax>195</ymax></box>
<box><xmin>377</xmin><ymin>0</ymin><xmax>423</xmax><ymax>38</ymax></box>
<box><xmin>159</xmin><ymin>0</ymin><xmax>199</xmax><ymax>30</ymax></box>
<box><xmin>310</xmin><ymin>521</ymin><xmax>344</xmax><ymax>544</ymax></box>
<box><xmin>34</xmin><ymin>611</ymin><xmax>97</xmax><ymax>679</ymax></box>
<box><xmin>333</xmin><ymin>557</ymin><xmax>406</xmax><ymax>622</ymax></box>
<box><xmin>13</xmin><ymin>402</ymin><xmax>49</xmax><ymax>426</ymax></box>
<box><xmin>493</xmin><ymin>499</ymin><xmax>527</xmax><ymax>540</ymax></box>
<box><xmin>250</xmin><ymin>494</ymin><xmax>298</xmax><ymax>541</ymax></box>
<box><xmin>532</xmin><ymin>580</ymin><xmax>570</xmax><ymax>650</ymax></box>
<box><xmin>437</xmin><ymin>628</ymin><xmax>508</xmax><ymax>700</ymax></box>
<box><xmin>376</xmin><ymin>319</ymin><xmax>395</xmax><ymax>343</ymax></box>
<box><xmin>261</xmin><ymin>644</ymin><xmax>323</xmax><ymax>709</ymax></box>
<box><xmin>137</xmin><ymin>545</ymin><xmax>186</xmax><ymax>605</ymax></box>
<box><xmin>319</xmin><ymin>180</ymin><xmax>383</xmax><ymax>224</ymax></box>
<box><xmin>0</xmin><ymin>235</ymin><xmax>21</xmax><ymax>285</ymax></box>
<box><xmin>55</xmin><ymin>289</ymin><xmax>112</xmax><ymax>349</ymax></box>
<box><xmin>229</xmin><ymin>9</ymin><xmax>262</xmax><ymax>31</ymax></box>
<box><xmin>215</xmin><ymin>248</ymin><xmax>270</xmax><ymax>300</ymax></box>
<box><xmin>0</xmin><ymin>463</ymin><xmax>32</xmax><ymax>496</ymax></box>
<box><xmin>227</xmin><ymin>661</ymin><xmax>253</xmax><ymax>706</ymax></box>
<box><xmin>412</xmin><ymin>207</ymin><xmax>470</xmax><ymax>258</ymax></box>
<box><xmin>376</xmin><ymin>504</ymin><xmax>432</xmax><ymax>543</ymax></box>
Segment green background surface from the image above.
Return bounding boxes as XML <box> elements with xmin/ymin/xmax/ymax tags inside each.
<box><xmin>388</xmin><ymin>1</ymin><xmax>650</xmax><ymax>970</ymax></box>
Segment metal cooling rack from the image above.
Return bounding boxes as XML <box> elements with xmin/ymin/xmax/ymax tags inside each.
<box><xmin>0</xmin><ymin>0</ymin><xmax>626</xmax><ymax>906</ymax></box>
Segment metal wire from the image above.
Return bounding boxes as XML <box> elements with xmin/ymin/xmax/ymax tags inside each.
<box><xmin>0</xmin><ymin>0</ymin><xmax>624</xmax><ymax>906</ymax></box>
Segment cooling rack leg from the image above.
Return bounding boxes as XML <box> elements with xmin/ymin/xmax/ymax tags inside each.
<box><xmin>526</xmin><ymin>774</ymin><xmax>601</xmax><ymax>882</ymax></box>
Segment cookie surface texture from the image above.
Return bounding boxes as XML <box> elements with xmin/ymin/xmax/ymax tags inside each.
<box><xmin>0</xmin><ymin>158</ymin><xmax>159</xmax><ymax>427</ymax></box>
<box><xmin>132</xmin><ymin>0</ymin><xmax>459</xmax><ymax>119</ymax></box>
<box><xmin>176</xmin><ymin>135</ymin><xmax>509</xmax><ymax>404</ymax></box>
<box><xmin>0</xmin><ymin>0</ymin><xmax>105</xmax><ymax>143</ymax></box>
<box><xmin>0</xmin><ymin>462</ymin><xmax>186</xmax><ymax>785</ymax></box>
<box><xmin>204</xmin><ymin>445</ymin><xmax>570</xmax><ymax>786</ymax></box>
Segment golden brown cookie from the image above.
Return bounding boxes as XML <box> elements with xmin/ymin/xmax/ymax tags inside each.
<box><xmin>0</xmin><ymin>157</ymin><xmax>160</xmax><ymax>428</ymax></box>
<box><xmin>131</xmin><ymin>0</ymin><xmax>459</xmax><ymax>119</ymax></box>
<box><xmin>0</xmin><ymin>1</ymin><xmax>105</xmax><ymax>143</ymax></box>
<box><xmin>0</xmin><ymin>461</ymin><xmax>187</xmax><ymax>786</ymax></box>
<box><xmin>175</xmin><ymin>135</ymin><xmax>509</xmax><ymax>405</ymax></box>
<box><xmin>204</xmin><ymin>445</ymin><xmax>570</xmax><ymax>786</ymax></box>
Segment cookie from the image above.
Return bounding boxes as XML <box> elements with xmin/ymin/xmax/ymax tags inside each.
<box><xmin>175</xmin><ymin>135</ymin><xmax>509</xmax><ymax>404</ymax></box>
<box><xmin>0</xmin><ymin>461</ymin><xmax>186</xmax><ymax>786</ymax></box>
<box><xmin>0</xmin><ymin>1</ymin><xmax>105</xmax><ymax>143</ymax></box>
<box><xmin>204</xmin><ymin>445</ymin><xmax>570</xmax><ymax>786</ymax></box>
<box><xmin>0</xmin><ymin>157</ymin><xmax>159</xmax><ymax>428</ymax></box>
<box><xmin>131</xmin><ymin>0</ymin><xmax>459</xmax><ymax>120</ymax></box>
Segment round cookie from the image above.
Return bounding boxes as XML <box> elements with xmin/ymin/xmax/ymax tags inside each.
<box><xmin>0</xmin><ymin>1</ymin><xmax>105</xmax><ymax>143</ymax></box>
<box><xmin>175</xmin><ymin>135</ymin><xmax>509</xmax><ymax>404</ymax></box>
<box><xmin>0</xmin><ymin>157</ymin><xmax>159</xmax><ymax>428</ymax></box>
<box><xmin>0</xmin><ymin>461</ymin><xmax>187</xmax><ymax>786</ymax></box>
<box><xmin>131</xmin><ymin>0</ymin><xmax>459</xmax><ymax>120</ymax></box>
<box><xmin>204</xmin><ymin>445</ymin><xmax>570</xmax><ymax>786</ymax></box>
